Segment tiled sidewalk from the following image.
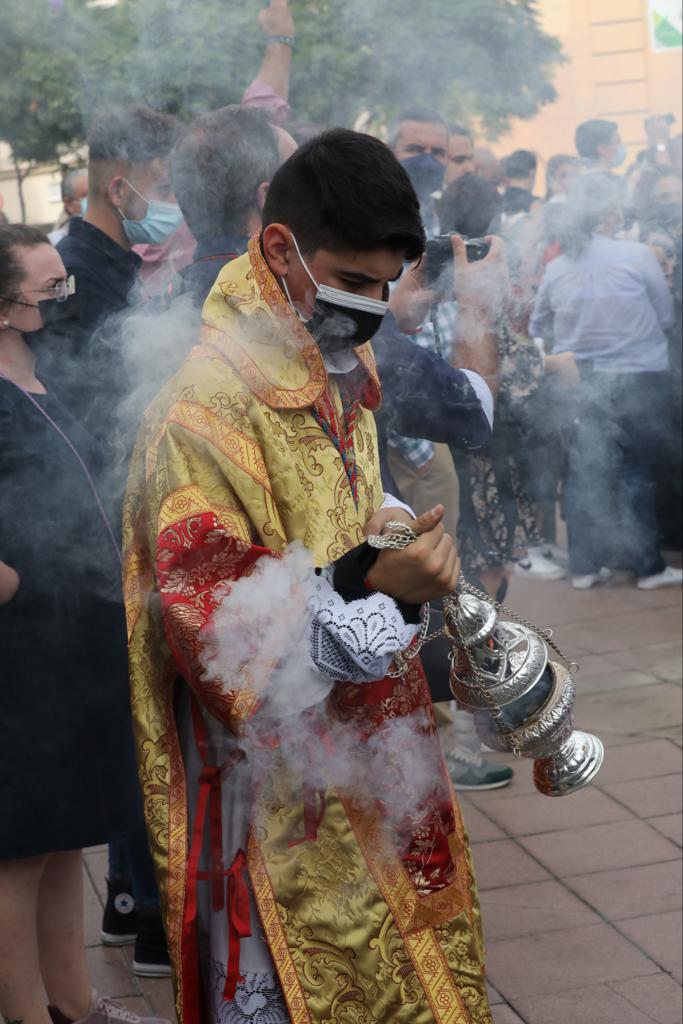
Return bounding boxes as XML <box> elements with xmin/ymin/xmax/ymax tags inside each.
<box><xmin>83</xmin><ymin>567</ymin><xmax>682</xmax><ymax>1023</ymax></box>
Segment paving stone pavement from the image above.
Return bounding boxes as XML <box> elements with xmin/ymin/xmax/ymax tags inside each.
<box><xmin>82</xmin><ymin>562</ymin><xmax>682</xmax><ymax>1023</ymax></box>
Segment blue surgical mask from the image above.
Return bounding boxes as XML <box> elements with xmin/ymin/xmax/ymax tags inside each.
<box><xmin>610</xmin><ymin>144</ymin><xmax>627</xmax><ymax>169</ymax></box>
<box><xmin>80</xmin><ymin>197</ymin><xmax>88</xmax><ymax>216</ymax></box>
<box><xmin>119</xmin><ymin>179</ymin><xmax>184</xmax><ymax>245</ymax></box>
<box><xmin>400</xmin><ymin>154</ymin><xmax>445</xmax><ymax>202</ymax></box>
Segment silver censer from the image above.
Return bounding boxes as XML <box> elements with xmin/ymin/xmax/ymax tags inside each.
<box><xmin>367</xmin><ymin>522</ymin><xmax>604</xmax><ymax>797</ymax></box>
<box><xmin>442</xmin><ymin>589</ymin><xmax>604</xmax><ymax>797</ymax></box>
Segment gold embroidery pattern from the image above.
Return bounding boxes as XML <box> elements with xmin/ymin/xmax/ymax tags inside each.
<box><xmin>404</xmin><ymin>929</ymin><xmax>473</xmax><ymax>1024</ymax></box>
<box><xmin>122</xmin><ymin>545</ymin><xmax>151</xmax><ymax>644</ymax></box>
<box><xmin>370</xmin><ymin>912</ymin><xmax>421</xmax><ymax>1007</ymax></box>
<box><xmin>166</xmin><ymin>400</ymin><xmax>272</xmax><ymax>494</ymax></box>
<box><xmin>294</xmin><ymin>925</ymin><xmax>376</xmax><ymax>1024</ymax></box>
<box><xmin>248</xmin><ymin>834</ymin><xmax>313</xmax><ymax>1024</ymax></box>
<box><xmin>155</xmin><ymin>485</ymin><xmax>251</xmax><ymax>544</ymax></box>
<box><xmin>160</xmin><ymin>707</ymin><xmax>189</xmax><ymax>1017</ymax></box>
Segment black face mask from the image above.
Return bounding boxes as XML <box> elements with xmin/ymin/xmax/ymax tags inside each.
<box><xmin>400</xmin><ymin>154</ymin><xmax>445</xmax><ymax>202</ymax></box>
<box><xmin>40</xmin><ymin>294</ymin><xmax>81</xmax><ymax>328</ymax></box>
<box><xmin>305</xmin><ymin>293</ymin><xmax>390</xmax><ymax>355</ymax></box>
<box><xmin>23</xmin><ymin>294</ymin><xmax>81</xmax><ymax>350</ymax></box>
<box><xmin>282</xmin><ymin>234</ymin><xmax>390</xmax><ymax>354</ymax></box>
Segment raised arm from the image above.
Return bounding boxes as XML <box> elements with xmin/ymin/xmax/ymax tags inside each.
<box><xmin>242</xmin><ymin>0</ymin><xmax>295</xmax><ymax>119</ymax></box>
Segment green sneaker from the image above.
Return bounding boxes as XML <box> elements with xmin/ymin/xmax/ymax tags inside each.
<box><xmin>445</xmin><ymin>748</ymin><xmax>514</xmax><ymax>791</ymax></box>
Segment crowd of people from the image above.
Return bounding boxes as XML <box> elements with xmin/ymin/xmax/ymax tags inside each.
<box><xmin>0</xmin><ymin>1</ymin><xmax>681</xmax><ymax>1022</ymax></box>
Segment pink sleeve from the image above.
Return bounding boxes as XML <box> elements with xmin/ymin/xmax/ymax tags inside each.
<box><xmin>241</xmin><ymin>79</ymin><xmax>291</xmax><ymax>124</ymax></box>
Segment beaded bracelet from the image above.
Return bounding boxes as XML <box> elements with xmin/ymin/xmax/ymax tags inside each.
<box><xmin>266</xmin><ymin>34</ymin><xmax>295</xmax><ymax>47</ymax></box>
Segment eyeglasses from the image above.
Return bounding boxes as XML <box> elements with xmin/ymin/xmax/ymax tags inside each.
<box><xmin>2</xmin><ymin>275</ymin><xmax>76</xmax><ymax>307</ymax></box>
<box><xmin>26</xmin><ymin>275</ymin><xmax>76</xmax><ymax>302</ymax></box>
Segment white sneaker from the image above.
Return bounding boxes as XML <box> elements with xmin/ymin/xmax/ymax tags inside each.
<box><xmin>49</xmin><ymin>990</ymin><xmax>170</xmax><ymax>1024</ymax></box>
<box><xmin>572</xmin><ymin>567</ymin><xmax>612</xmax><ymax>590</ymax></box>
<box><xmin>637</xmin><ymin>565</ymin><xmax>683</xmax><ymax>590</ymax></box>
<box><xmin>530</xmin><ymin>542</ymin><xmax>569</xmax><ymax>567</ymax></box>
<box><xmin>514</xmin><ymin>551</ymin><xmax>566</xmax><ymax>581</ymax></box>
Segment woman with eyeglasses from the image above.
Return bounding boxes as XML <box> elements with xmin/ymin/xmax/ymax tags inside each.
<box><xmin>0</xmin><ymin>225</ymin><xmax>164</xmax><ymax>1024</ymax></box>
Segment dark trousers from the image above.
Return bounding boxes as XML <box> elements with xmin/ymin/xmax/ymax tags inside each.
<box><xmin>565</xmin><ymin>370</ymin><xmax>668</xmax><ymax>579</ymax></box>
<box><xmin>108</xmin><ymin>818</ymin><xmax>160</xmax><ymax>911</ymax></box>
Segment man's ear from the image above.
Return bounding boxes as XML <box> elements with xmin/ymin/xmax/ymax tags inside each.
<box><xmin>256</xmin><ymin>181</ymin><xmax>269</xmax><ymax>212</ymax></box>
<box><xmin>106</xmin><ymin>175</ymin><xmax>127</xmax><ymax>210</ymax></box>
<box><xmin>262</xmin><ymin>223</ymin><xmax>292</xmax><ymax>278</ymax></box>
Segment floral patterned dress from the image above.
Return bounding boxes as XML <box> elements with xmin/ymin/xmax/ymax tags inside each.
<box><xmin>455</xmin><ymin>325</ymin><xmax>545</xmax><ymax>576</ymax></box>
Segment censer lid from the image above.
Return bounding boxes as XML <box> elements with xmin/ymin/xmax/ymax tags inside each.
<box><xmin>455</xmin><ymin>594</ymin><xmax>498</xmax><ymax>646</ymax></box>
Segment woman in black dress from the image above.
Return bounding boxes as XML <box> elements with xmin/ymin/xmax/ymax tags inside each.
<box><xmin>0</xmin><ymin>226</ymin><xmax>160</xmax><ymax>1024</ymax></box>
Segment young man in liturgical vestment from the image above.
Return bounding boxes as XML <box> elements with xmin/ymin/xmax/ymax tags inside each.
<box><xmin>123</xmin><ymin>129</ymin><xmax>494</xmax><ymax>1024</ymax></box>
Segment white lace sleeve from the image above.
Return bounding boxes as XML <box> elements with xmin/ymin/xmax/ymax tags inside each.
<box><xmin>308</xmin><ymin>571</ymin><xmax>419</xmax><ymax>683</ymax></box>
<box><xmin>206</xmin><ymin>545</ymin><xmax>419</xmax><ymax>720</ymax></box>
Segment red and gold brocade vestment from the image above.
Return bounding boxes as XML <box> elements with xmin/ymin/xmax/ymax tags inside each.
<box><xmin>123</xmin><ymin>237</ymin><xmax>492</xmax><ymax>1023</ymax></box>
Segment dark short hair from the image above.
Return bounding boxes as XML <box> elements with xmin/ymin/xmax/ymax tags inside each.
<box><xmin>438</xmin><ymin>174</ymin><xmax>503</xmax><ymax>238</ymax></box>
<box><xmin>575</xmin><ymin>119</ymin><xmax>618</xmax><ymax>160</ymax></box>
<box><xmin>87</xmin><ymin>105</ymin><xmax>181</xmax><ymax>165</ymax></box>
<box><xmin>170</xmin><ymin>106</ymin><xmax>280</xmax><ymax>240</ymax></box>
<box><xmin>503</xmin><ymin>149</ymin><xmax>538</xmax><ymax>180</ymax></box>
<box><xmin>61</xmin><ymin>167</ymin><xmax>88</xmax><ymax>202</ymax></box>
<box><xmin>262</xmin><ymin>128</ymin><xmax>425</xmax><ymax>260</ymax></box>
<box><xmin>0</xmin><ymin>224</ymin><xmax>50</xmax><ymax>300</ymax></box>
<box><xmin>389</xmin><ymin>107</ymin><xmax>448</xmax><ymax>149</ymax></box>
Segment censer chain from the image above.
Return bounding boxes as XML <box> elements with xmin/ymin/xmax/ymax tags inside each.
<box><xmin>457</xmin><ymin>578</ymin><xmax>580</xmax><ymax>674</ymax></box>
<box><xmin>370</xmin><ymin>521</ymin><xmax>579</xmax><ymax>684</ymax></box>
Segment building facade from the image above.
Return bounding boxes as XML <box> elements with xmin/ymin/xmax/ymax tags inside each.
<box><xmin>494</xmin><ymin>0</ymin><xmax>682</xmax><ymax>177</ymax></box>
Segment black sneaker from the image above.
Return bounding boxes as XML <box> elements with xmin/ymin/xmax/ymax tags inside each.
<box><xmin>101</xmin><ymin>878</ymin><xmax>137</xmax><ymax>946</ymax></box>
<box><xmin>133</xmin><ymin>909</ymin><xmax>173</xmax><ymax>978</ymax></box>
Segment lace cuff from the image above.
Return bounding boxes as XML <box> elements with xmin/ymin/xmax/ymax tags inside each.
<box><xmin>210</xmin><ymin>544</ymin><xmax>420</xmax><ymax>720</ymax></box>
<box><xmin>308</xmin><ymin>573</ymin><xmax>419</xmax><ymax>683</ymax></box>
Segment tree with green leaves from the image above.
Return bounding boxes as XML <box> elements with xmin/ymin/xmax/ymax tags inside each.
<box><xmin>0</xmin><ymin>0</ymin><xmax>87</xmax><ymax>220</ymax></box>
<box><xmin>0</xmin><ymin>0</ymin><xmax>563</xmax><ymax>220</ymax></box>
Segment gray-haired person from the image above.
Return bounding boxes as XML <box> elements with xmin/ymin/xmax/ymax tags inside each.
<box><xmin>48</xmin><ymin>168</ymin><xmax>89</xmax><ymax>246</ymax></box>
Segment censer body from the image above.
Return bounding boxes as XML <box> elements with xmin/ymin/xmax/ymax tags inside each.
<box><xmin>366</xmin><ymin>520</ymin><xmax>604</xmax><ymax>797</ymax></box>
<box><xmin>443</xmin><ymin>593</ymin><xmax>604</xmax><ymax>797</ymax></box>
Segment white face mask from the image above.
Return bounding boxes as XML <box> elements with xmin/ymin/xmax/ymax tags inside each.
<box><xmin>282</xmin><ymin>233</ymin><xmax>389</xmax><ymax>354</ymax></box>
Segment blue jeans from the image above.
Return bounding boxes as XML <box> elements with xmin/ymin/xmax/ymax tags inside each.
<box><xmin>565</xmin><ymin>370</ymin><xmax>667</xmax><ymax>579</ymax></box>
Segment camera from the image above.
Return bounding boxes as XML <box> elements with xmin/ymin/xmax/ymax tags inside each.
<box><xmin>423</xmin><ymin>235</ymin><xmax>491</xmax><ymax>287</ymax></box>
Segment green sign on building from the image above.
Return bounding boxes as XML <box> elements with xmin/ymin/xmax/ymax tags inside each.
<box><xmin>650</xmin><ymin>0</ymin><xmax>683</xmax><ymax>51</ymax></box>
